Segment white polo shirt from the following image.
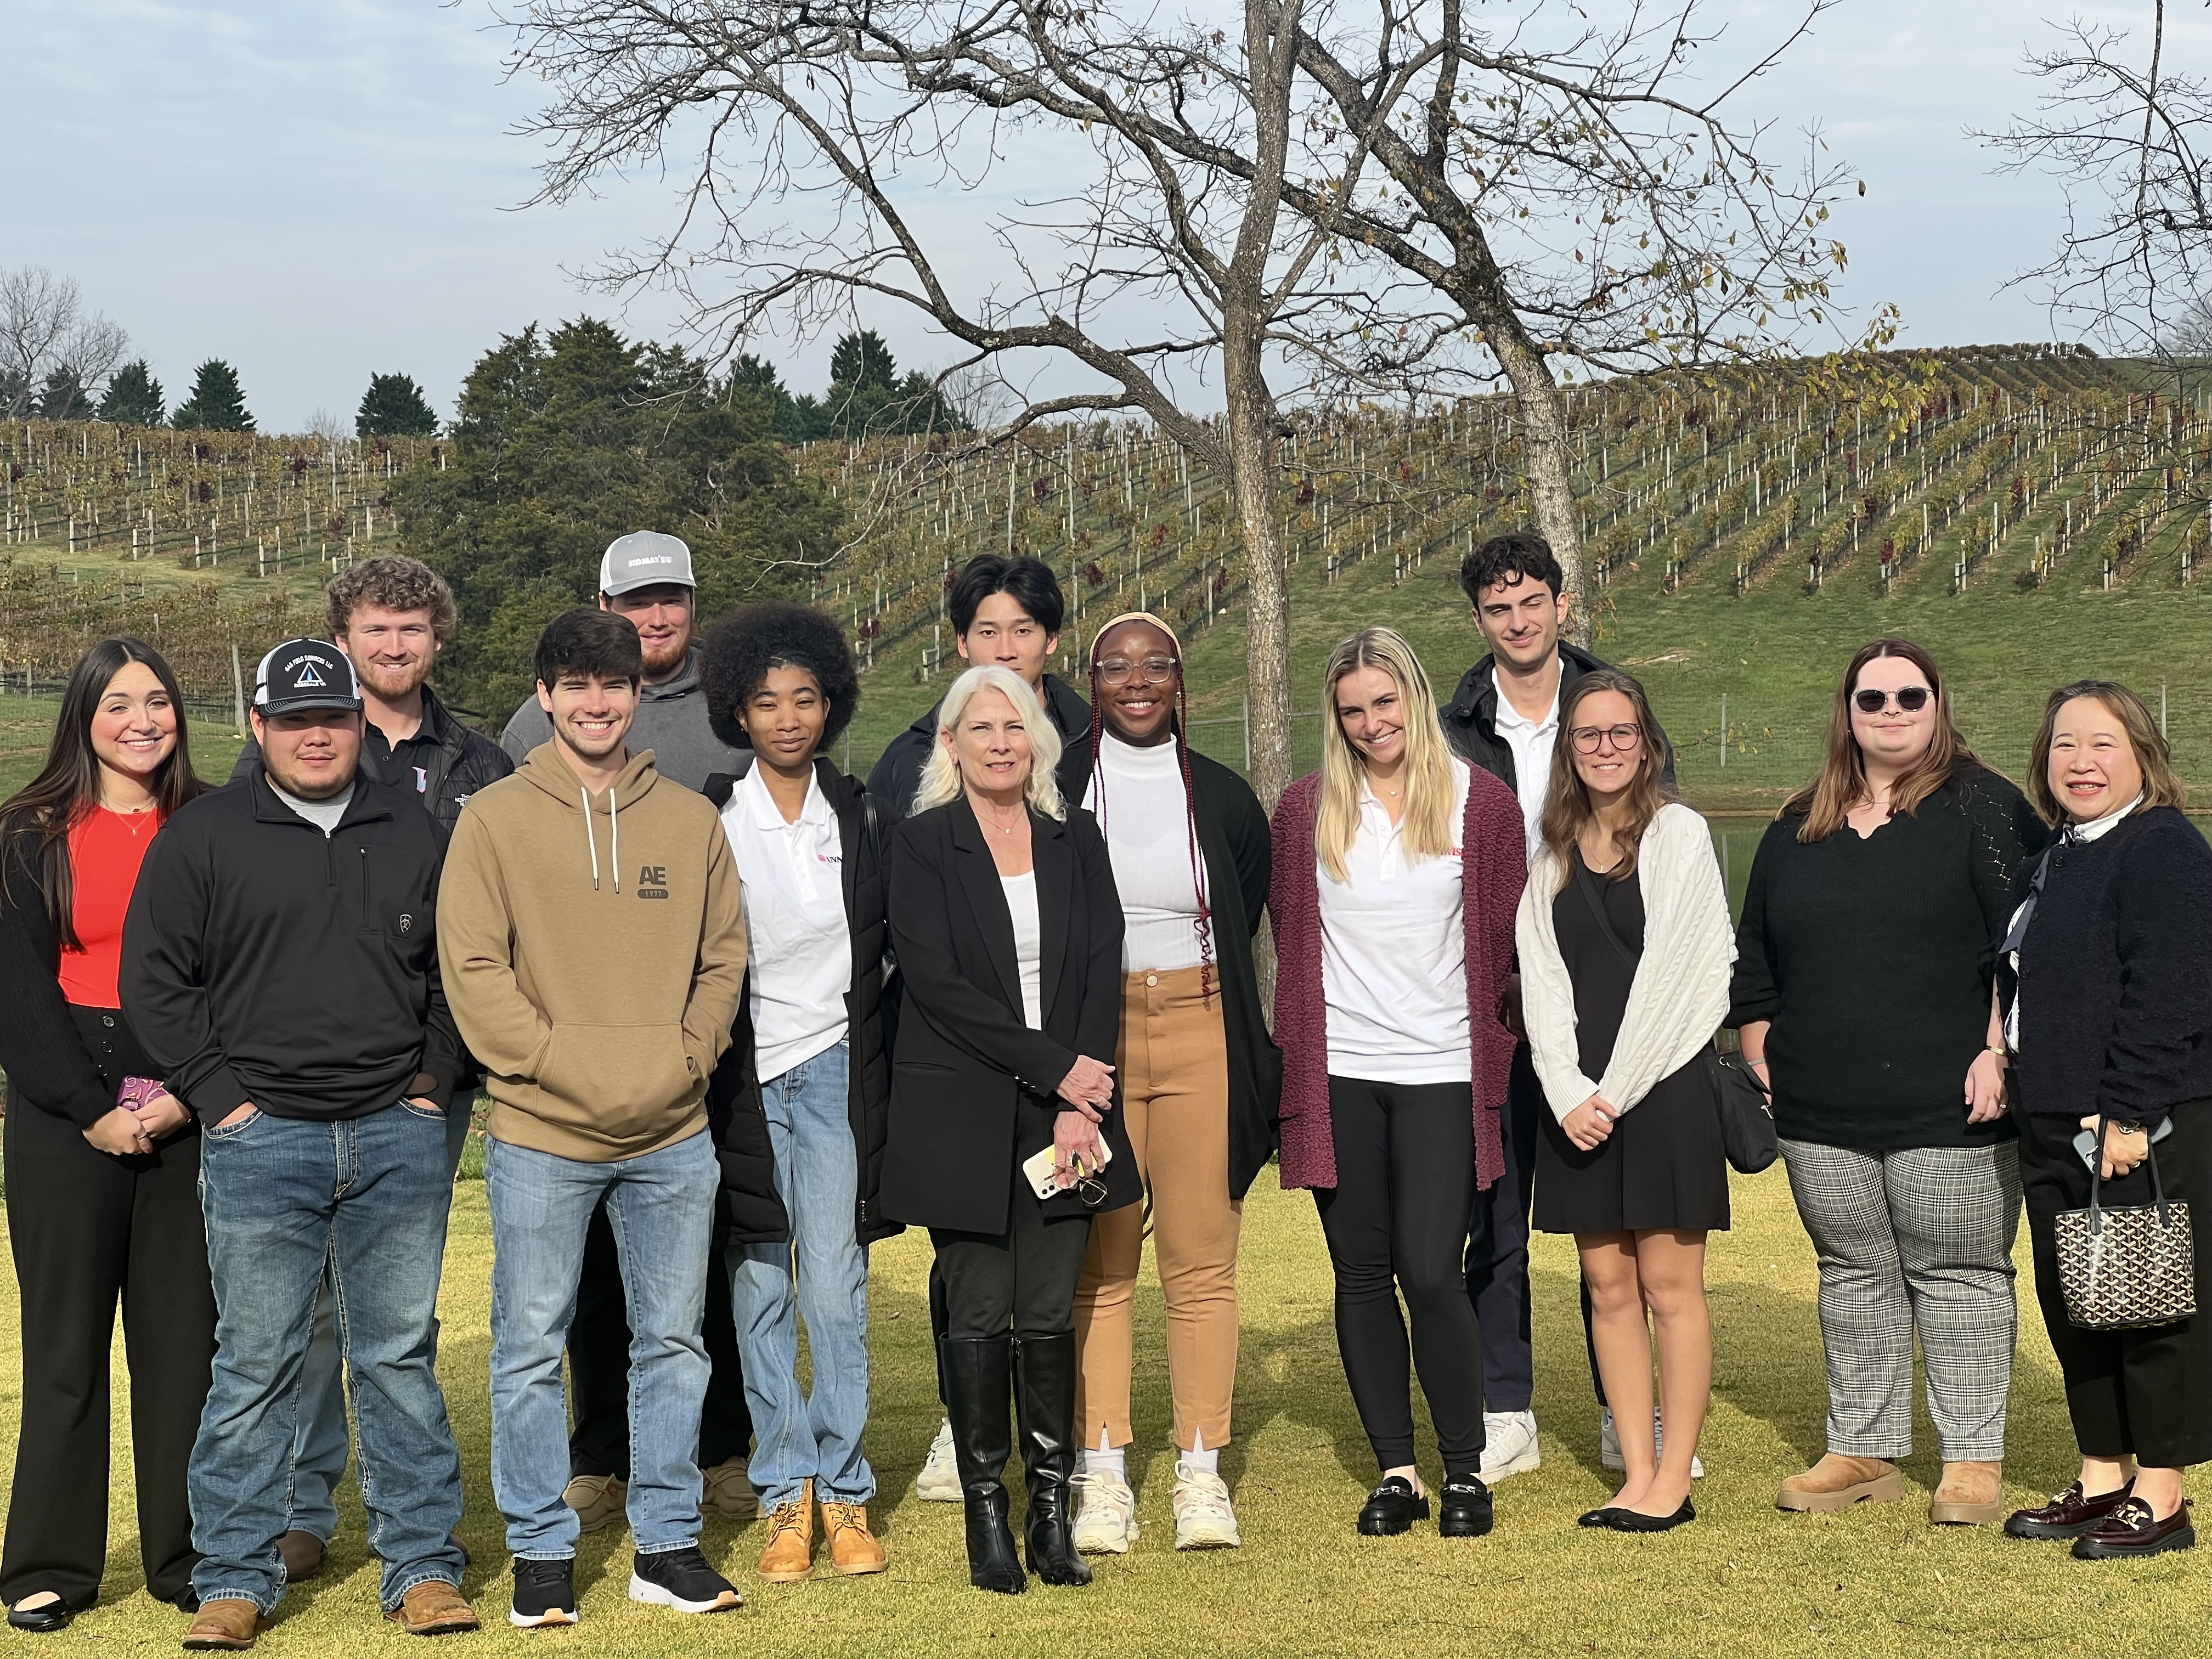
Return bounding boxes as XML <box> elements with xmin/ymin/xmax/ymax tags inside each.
<box><xmin>1493</xmin><ymin>680</ymin><xmax>1559</xmax><ymax>860</ymax></box>
<box><xmin>719</xmin><ymin>765</ymin><xmax>851</xmax><ymax>1081</ymax></box>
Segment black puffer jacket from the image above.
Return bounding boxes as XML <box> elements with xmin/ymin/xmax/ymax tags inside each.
<box><xmin>703</xmin><ymin>758</ymin><xmax>900</xmax><ymax>1246</ymax></box>
<box><xmin>1442</xmin><ymin>640</ymin><xmax>1675</xmax><ymax>790</ymax></box>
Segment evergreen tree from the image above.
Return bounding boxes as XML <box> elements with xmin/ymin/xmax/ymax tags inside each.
<box><xmin>97</xmin><ymin>360</ymin><xmax>165</xmax><ymax>426</ymax></box>
<box><xmin>171</xmin><ymin>359</ymin><xmax>255</xmax><ymax>431</ymax></box>
<box><xmin>828</xmin><ymin>329</ymin><xmax>897</xmax><ymax>391</ymax></box>
<box><xmin>36</xmin><ymin>370</ymin><xmax>94</xmax><ymax>421</ymax></box>
<box><xmin>356</xmin><ymin>372</ymin><xmax>440</xmax><ymax>437</ymax></box>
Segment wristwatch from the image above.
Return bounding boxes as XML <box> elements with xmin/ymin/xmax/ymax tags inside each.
<box><xmin>2113</xmin><ymin>1119</ymin><xmax>2147</xmax><ymax>1138</ymax></box>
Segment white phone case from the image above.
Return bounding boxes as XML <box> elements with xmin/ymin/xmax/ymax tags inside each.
<box><xmin>1022</xmin><ymin>1139</ymin><xmax>1113</xmax><ymax>1201</ymax></box>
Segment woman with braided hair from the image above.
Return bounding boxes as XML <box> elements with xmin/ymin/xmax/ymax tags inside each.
<box><xmin>1056</xmin><ymin>613</ymin><xmax>1280</xmax><ymax>1555</ymax></box>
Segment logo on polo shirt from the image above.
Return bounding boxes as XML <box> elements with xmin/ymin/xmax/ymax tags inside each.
<box><xmin>637</xmin><ymin>864</ymin><xmax>669</xmax><ymax>899</ymax></box>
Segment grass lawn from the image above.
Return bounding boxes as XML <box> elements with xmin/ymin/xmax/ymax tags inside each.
<box><xmin>2</xmin><ymin>1161</ymin><xmax>2204</xmax><ymax>1659</ymax></box>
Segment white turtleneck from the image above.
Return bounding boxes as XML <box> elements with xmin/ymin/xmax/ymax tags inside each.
<box><xmin>1085</xmin><ymin>730</ymin><xmax>1211</xmax><ymax>973</ymax></box>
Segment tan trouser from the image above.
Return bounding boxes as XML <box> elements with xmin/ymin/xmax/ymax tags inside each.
<box><xmin>1072</xmin><ymin>964</ymin><xmax>1242</xmax><ymax>1452</ymax></box>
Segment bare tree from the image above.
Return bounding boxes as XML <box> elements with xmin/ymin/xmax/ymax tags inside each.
<box><xmin>0</xmin><ymin>267</ymin><xmax>130</xmax><ymax>420</ymax></box>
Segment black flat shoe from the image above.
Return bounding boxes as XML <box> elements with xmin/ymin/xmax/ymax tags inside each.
<box><xmin>1437</xmin><ymin>1479</ymin><xmax>1493</xmax><ymax>1539</ymax></box>
<box><xmin>1357</xmin><ymin>1476</ymin><xmax>1429</xmax><ymax>1536</ymax></box>
<box><xmin>2071</xmin><ymin>1497</ymin><xmax>2195</xmax><ymax>1560</ymax></box>
<box><xmin>7</xmin><ymin>1596</ymin><xmax>87</xmax><ymax>1633</ymax></box>
<box><xmin>1577</xmin><ymin>1506</ymin><xmax>1624</xmax><ymax>1528</ymax></box>
<box><xmin>1607</xmin><ymin>1499</ymin><xmax>1696</xmax><ymax>1533</ymax></box>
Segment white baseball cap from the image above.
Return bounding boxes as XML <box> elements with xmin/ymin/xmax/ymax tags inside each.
<box><xmin>599</xmin><ymin>531</ymin><xmax>696</xmax><ymax>597</ymax></box>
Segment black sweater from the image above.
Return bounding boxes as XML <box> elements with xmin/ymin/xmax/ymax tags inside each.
<box><xmin>121</xmin><ymin>768</ymin><xmax>463</xmax><ymax>1122</ymax></box>
<box><xmin>1999</xmin><ymin>805</ymin><xmax>2212</xmax><ymax>1127</ymax></box>
<box><xmin>1728</xmin><ymin>768</ymin><xmax>2046</xmax><ymax>1150</ymax></box>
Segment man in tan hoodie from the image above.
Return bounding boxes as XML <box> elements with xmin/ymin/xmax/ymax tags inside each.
<box><xmin>439</xmin><ymin>608</ymin><xmax>748</xmax><ymax>1626</ymax></box>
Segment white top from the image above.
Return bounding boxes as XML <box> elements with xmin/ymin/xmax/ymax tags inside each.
<box><xmin>1493</xmin><ymin>679</ymin><xmax>1560</xmax><ymax>861</ymax></box>
<box><xmin>2004</xmin><ymin>792</ymin><xmax>2141</xmax><ymax>1049</ymax></box>
<box><xmin>1515</xmin><ymin>803</ymin><xmax>1736</xmax><ymax>1123</ymax></box>
<box><xmin>270</xmin><ymin>781</ymin><xmax>355</xmax><ymax>837</ymax></box>
<box><xmin>1085</xmin><ymin>730</ymin><xmax>1210</xmax><ymax>972</ymax></box>
<box><xmin>1319</xmin><ymin>757</ymin><xmax>1474</xmax><ymax>1085</ymax></box>
<box><xmin>1003</xmin><ymin>871</ymin><xmax>1045</xmax><ymax>1029</ymax></box>
<box><xmin>718</xmin><ymin>766</ymin><xmax>851</xmax><ymax>1081</ymax></box>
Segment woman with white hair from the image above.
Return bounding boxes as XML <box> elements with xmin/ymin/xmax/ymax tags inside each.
<box><xmin>878</xmin><ymin>665</ymin><xmax>1136</xmax><ymax>1595</ymax></box>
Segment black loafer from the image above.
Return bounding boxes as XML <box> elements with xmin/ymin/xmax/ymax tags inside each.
<box><xmin>2005</xmin><ymin>1480</ymin><xmax>2135</xmax><ymax>1541</ymax></box>
<box><xmin>2071</xmin><ymin>1497</ymin><xmax>2195</xmax><ymax>1560</ymax></box>
<box><xmin>1437</xmin><ymin>1479</ymin><xmax>1493</xmax><ymax>1538</ymax></box>
<box><xmin>1357</xmin><ymin>1476</ymin><xmax>1429</xmax><ymax>1536</ymax></box>
<box><xmin>1607</xmin><ymin>1499</ymin><xmax>1696</xmax><ymax>1533</ymax></box>
<box><xmin>7</xmin><ymin>1596</ymin><xmax>87</xmax><ymax>1633</ymax></box>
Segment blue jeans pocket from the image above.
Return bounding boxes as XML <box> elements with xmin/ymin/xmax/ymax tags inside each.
<box><xmin>202</xmin><ymin>1106</ymin><xmax>263</xmax><ymax>1140</ymax></box>
<box><xmin>399</xmin><ymin>1101</ymin><xmax>448</xmax><ymax>1122</ymax></box>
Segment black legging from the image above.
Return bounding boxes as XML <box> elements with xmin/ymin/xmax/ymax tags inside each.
<box><xmin>1314</xmin><ymin>1075</ymin><xmax>1486</xmax><ymax>1480</ymax></box>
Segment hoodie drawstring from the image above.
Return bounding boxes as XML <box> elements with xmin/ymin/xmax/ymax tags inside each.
<box><xmin>610</xmin><ymin>783</ymin><xmax>622</xmax><ymax>893</ymax></box>
<box><xmin>582</xmin><ymin>788</ymin><xmax>600</xmax><ymax>890</ymax></box>
<box><xmin>579</xmin><ymin>783</ymin><xmax>624</xmax><ymax>893</ymax></box>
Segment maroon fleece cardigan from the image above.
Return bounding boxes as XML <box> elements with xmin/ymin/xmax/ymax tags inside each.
<box><xmin>1269</xmin><ymin>764</ymin><xmax>1526</xmax><ymax>1193</ymax></box>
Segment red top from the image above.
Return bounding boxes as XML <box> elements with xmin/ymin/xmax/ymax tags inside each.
<box><xmin>57</xmin><ymin>806</ymin><xmax>163</xmax><ymax>1008</ymax></box>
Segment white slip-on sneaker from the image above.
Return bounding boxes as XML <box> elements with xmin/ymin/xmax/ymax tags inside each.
<box><xmin>1069</xmin><ymin>1470</ymin><xmax>1139</xmax><ymax>1554</ymax></box>
<box><xmin>1478</xmin><ymin>1409</ymin><xmax>1542</xmax><ymax>1482</ymax></box>
<box><xmin>915</xmin><ymin>1418</ymin><xmax>961</xmax><ymax>1503</ymax></box>
<box><xmin>1600</xmin><ymin>1407</ymin><xmax>1705</xmax><ymax>1479</ymax></box>
<box><xmin>1171</xmin><ymin>1463</ymin><xmax>1241</xmax><ymax>1550</ymax></box>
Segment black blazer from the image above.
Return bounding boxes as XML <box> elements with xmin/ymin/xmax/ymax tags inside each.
<box><xmin>878</xmin><ymin>794</ymin><xmax>1137</xmax><ymax>1234</ymax></box>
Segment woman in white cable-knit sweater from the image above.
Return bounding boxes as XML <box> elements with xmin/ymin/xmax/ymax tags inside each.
<box><xmin>1515</xmin><ymin>669</ymin><xmax>1734</xmax><ymax>1536</ymax></box>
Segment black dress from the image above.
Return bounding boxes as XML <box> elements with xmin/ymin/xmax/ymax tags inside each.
<box><xmin>1532</xmin><ymin>851</ymin><xmax>1730</xmax><ymax>1234</ymax></box>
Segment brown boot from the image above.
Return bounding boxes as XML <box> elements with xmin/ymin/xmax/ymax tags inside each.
<box><xmin>1775</xmin><ymin>1453</ymin><xmax>1903</xmax><ymax>1513</ymax></box>
<box><xmin>1929</xmin><ymin>1460</ymin><xmax>2006</xmax><ymax>1526</ymax></box>
<box><xmin>276</xmin><ymin>1531</ymin><xmax>326</xmax><ymax>1582</ymax></box>
<box><xmin>821</xmin><ymin>1499</ymin><xmax>888</xmax><ymax>1576</ymax></box>
<box><xmin>183</xmin><ymin>1599</ymin><xmax>269</xmax><ymax>1651</ymax></box>
<box><xmin>757</xmin><ymin>1480</ymin><xmax>815</xmax><ymax>1583</ymax></box>
<box><xmin>385</xmin><ymin>1580</ymin><xmax>480</xmax><ymax>1637</ymax></box>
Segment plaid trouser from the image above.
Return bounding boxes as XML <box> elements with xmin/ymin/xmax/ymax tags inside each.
<box><xmin>1779</xmin><ymin>1138</ymin><xmax>2023</xmax><ymax>1461</ymax></box>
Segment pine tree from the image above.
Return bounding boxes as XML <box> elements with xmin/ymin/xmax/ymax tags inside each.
<box><xmin>171</xmin><ymin>359</ymin><xmax>255</xmax><ymax>432</ymax></box>
<box><xmin>828</xmin><ymin>329</ymin><xmax>897</xmax><ymax>391</ymax></box>
<box><xmin>97</xmin><ymin>360</ymin><xmax>165</xmax><ymax>426</ymax></box>
<box><xmin>356</xmin><ymin>372</ymin><xmax>440</xmax><ymax>437</ymax></box>
<box><xmin>36</xmin><ymin>370</ymin><xmax>94</xmax><ymax>421</ymax></box>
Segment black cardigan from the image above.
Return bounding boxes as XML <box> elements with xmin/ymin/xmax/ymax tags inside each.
<box><xmin>1727</xmin><ymin>768</ymin><xmax>2046</xmax><ymax>1150</ymax></box>
<box><xmin>1056</xmin><ymin>740</ymin><xmax>1284</xmax><ymax>1200</ymax></box>
<box><xmin>2000</xmin><ymin>805</ymin><xmax>2212</xmax><ymax>1127</ymax></box>
<box><xmin>877</xmin><ymin>794</ymin><xmax>1138</xmax><ymax>1235</ymax></box>
<box><xmin>702</xmin><ymin>758</ymin><xmax>901</xmax><ymax>1248</ymax></box>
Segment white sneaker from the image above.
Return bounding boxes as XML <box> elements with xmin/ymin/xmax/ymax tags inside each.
<box><xmin>1069</xmin><ymin>1469</ymin><xmax>1139</xmax><ymax>1554</ymax></box>
<box><xmin>1478</xmin><ymin>1410</ymin><xmax>1542</xmax><ymax>1481</ymax></box>
<box><xmin>1599</xmin><ymin>1407</ymin><xmax>1705</xmax><ymax>1479</ymax></box>
<box><xmin>1171</xmin><ymin>1462</ymin><xmax>1241</xmax><ymax>1550</ymax></box>
<box><xmin>915</xmin><ymin>1418</ymin><xmax>961</xmax><ymax>1502</ymax></box>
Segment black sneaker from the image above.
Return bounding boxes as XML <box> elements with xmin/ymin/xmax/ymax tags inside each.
<box><xmin>628</xmin><ymin>1547</ymin><xmax>742</xmax><ymax>1614</ymax></box>
<box><xmin>1438</xmin><ymin>1477</ymin><xmax>1494</xmax><ymax>1538</ymax></box>
<box><xmin>510</xmin><ymin>1556</ymin><xmax>577</xmax><ymax>1628</ymax></box>
<box><xmin>1357</xmin><ymin>1475</ymin><xmax>1430</xmax><ymax>1536</ymax></box>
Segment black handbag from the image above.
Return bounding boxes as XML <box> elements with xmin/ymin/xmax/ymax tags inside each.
<box><xmin>1570</xmin><ymin>860</ymin><xmax>1776</xmax><ymax>1176</ymax></box>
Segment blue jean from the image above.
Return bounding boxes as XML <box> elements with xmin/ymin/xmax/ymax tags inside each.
<box><xmin>726</xmin><ymin>1041</ymin><xmax>874</xmax><ymax>1510</ymax></box>
<box><xmin>487</xmin><ymin>1128</ymin><xmax>717</xmax><ymax>1558</ymax></box>
<box><xmin>286</xmin><ymin>1103</ymin><xmax>472</xmax><ymax>1540</ymax></box>
<box><xmin>190</xmin><ymin>1103</ymin><xmax>465</xmax><ymax>1615</ymax></box>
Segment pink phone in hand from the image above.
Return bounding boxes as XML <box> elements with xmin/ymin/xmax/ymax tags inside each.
<box><xmin>116</xmin><ymin>1076</ymin><xmax>167</xmax><ymax>1113</ymax></box>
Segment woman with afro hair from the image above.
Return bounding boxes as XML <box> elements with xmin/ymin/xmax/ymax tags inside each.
<box><xmin>698</xmin><ymin>600</ymin><xmax>897</xmax><ymax>1584</ymax></box>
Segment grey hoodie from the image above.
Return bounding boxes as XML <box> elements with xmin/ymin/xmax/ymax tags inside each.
<box><xmin>501</xmin><ymin>645</ymin><xmax>746</xmax><ymax>793</ymax></box>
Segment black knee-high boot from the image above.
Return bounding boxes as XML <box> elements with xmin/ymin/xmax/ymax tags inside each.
<box><xmin>1013</xmin><ymin>1332</ymin><xmax>1091</xmax><ymax>1586</ymax></box>
<box><xmin>941</xmin><ymin>1335</ymin><xmax>1026</xmax><ymax>1594</ymax></box>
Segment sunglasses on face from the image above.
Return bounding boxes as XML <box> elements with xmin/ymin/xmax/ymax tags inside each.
<box><xmin>1570</xmin><ymin>723</ymin><xmax>1643</xmax><ymax>754</ymax></box>
<box><xmin>1853</xmin><ymin>686</ymin><xmax>1933</xmax><ymax>714</ymax></box>
<box><xmin>1097</xmin><ymin>656</ymin><xmax>1179</xmax><ymax>686</ymax></box>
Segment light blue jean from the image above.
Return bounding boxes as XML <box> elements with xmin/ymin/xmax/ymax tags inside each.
<box><xmin>190</xmin><ymin>1103</ymin><xmax>465</xmax><ymax>1615</ymax></box>
<box><xmin>486</xmin><ymin>1128</ymin><xmax>717</xmax><ymax>1558</ymax></box>
<box><xmin>285</xmin><ymin>1104</ymin><xmax>472</xmax><ymax>1541</ymax></box>
<box><xmin>727</xmin><ymin>1040</ymin><xmax>876</xmax><ymax>1510</ymax></box>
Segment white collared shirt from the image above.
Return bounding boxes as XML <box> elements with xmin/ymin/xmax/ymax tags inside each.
<box><xmin>2004</xmin><ymin>792</ymin><xmax>2142</xmax><ymax>1050</ymax></box>
<box><xmin>719</xmin><ymin>765</ymin><xmax>851</xmax><ymax>1081</ymax></box>
<box><xmin>1493</xmin><ymin>681</ymin><xmax>1560</xmax><ymax>861</ymax></box>
<box><xmin>1318</xmin><ymin>757</ymin><xmax>1474</xmax><ymax>1084</ymax></box>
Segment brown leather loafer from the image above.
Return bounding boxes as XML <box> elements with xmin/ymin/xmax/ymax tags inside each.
<box><xmin>276</xmin><ymin>1531</ymin><xmax>326</xmax><ymax>1582</ymax></box>
<box><xmin>1929</xmin><ymin>1460</ymin><xmax>2005</xmax><ymax>1526</ymax></box>
<box><xmin>385</xmin><ymin>1580</ymin><xmax>480</xmax><ymax>1637</ymax></box>
<box><xmin>1775</xmin><ymin>1453</ymin><xmax>1903</xmax><ymax>1513</ymax></box>
<box><xmin>2005</xmin><ymin>1479</ymin><xmax>2135</xmax><ymax>1541</ymax></box>
<box><xmin>2072</xmin><ymin>1496</ymin><xmax>2196</xmax><ymax>1560</ymax></box>
<box><xmin>183</xmin><ymin>1599</ymin><xmax>269</xmax><ymax>1650</ymax></box>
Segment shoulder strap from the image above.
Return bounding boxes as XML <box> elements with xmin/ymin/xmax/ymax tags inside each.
<box><xmin>1572</xmin><ymin>856</ymin><xmax>1640</xmax><ymax>973</ymax></box>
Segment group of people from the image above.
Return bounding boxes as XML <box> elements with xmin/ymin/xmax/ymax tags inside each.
<box><xmin>2</xmin><ymin>521</ymin><xmax>2208</xmax><ymax>1646</ymax></box>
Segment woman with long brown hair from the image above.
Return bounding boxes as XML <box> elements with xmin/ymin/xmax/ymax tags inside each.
<box><xmin>1515</xmin><ymin>670</ymin><xmax>1731</xmax><ymax>1532</ymax></box>
<box><xmin>0</xmin><ymin>637</ymin><xmax>212</xmax><ymax>1630</ymax></box>
<box><xmin>1729</xmin><ymin>639</ymin><xmax>2045</xmax><ymax>1527</ymax></box>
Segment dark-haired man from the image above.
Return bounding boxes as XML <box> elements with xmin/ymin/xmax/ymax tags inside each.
<box><xmin>865</xmin><ymin>554</ymin><xmax>1091</xmax><ymax>815</ymax></box>
<box><xmin>1441</xmin><ymin>531</ymin><xmax>1679</xmax><ymax>1488</ymax></box>
<box><xmin>443</xmin><ymin>608</ymin><xmax>748</xmax><ymax>1626</ymax></box>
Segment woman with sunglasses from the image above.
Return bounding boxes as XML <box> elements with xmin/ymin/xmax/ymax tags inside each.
<box><xmin>1516</xmin><ymin>670</ymin><xmax>1731</xmax><ymax>1533</ymax></box>
<box><xmin>1055</xmin><ymin>613</ymin><xmax>1279</xmax><ymax>1556</ymax></box>
<box><xmin>877</xmin><ymin>664</ymin><xmax>1136</xmax><ymax>1594</ymax></box>
<box><xmin>1730</xmin><ymin>639</ymin><xmax>2045</xmax><ymax>1526</ymax></box>
<box><xmin>1271</xmin><ymin>627</ymin><xmax>1525</xmax><ymax>1538</ymax></box>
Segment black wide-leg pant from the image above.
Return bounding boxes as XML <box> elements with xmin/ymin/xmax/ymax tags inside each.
<box><xmin>1</xmin><ymin>1094</ymin><xmax>215</xmax><ymax>1608</ymax></box>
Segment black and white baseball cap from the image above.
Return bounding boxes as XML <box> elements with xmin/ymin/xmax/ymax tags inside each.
<box><xmin>599</xmin><ymin>531</ymin><xmax>696</xmax><ymax>597</ymax></box>
<box><xmin>254</xmin><ymin>639</ymin><xmax>363</xmax><ymax>716</ymax></box>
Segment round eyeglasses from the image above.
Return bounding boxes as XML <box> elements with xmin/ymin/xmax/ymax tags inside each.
<box><xmin>1570</xmin><ymin>723</ymin><xmax>1643</xmax><ymax>754</ymax></box>
<box><xmin>1097</xmin><ymin>656</ymin><xmax>1180</xmax><ymax>687</ymax></box>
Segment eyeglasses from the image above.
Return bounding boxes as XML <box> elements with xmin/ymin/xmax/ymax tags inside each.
<box><xmin>1570</xmin><ymin>723</ymin><xmax>1643</xmax><ymax>754</ymax></box>
<box><xmin>1853</xmin><ymin>686</ymin><xmax>1933</xmax><ymax>714</ymax></box>
<box><xmin>1097</xmin><ymin>656</ymin><xmax>1179</xmax><ymax>686</ymax></box>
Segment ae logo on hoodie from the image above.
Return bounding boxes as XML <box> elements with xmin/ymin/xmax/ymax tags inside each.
<box><xmin>637</xmin><ymin>865</ymin><xmax>669</xmax><ymax>899</ymax></box>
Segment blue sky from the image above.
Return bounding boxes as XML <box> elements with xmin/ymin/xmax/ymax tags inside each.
<box><xmin>5</xmin><ymin>0</ymin><xmax>2190</xmax><ymax>432</ymax></box>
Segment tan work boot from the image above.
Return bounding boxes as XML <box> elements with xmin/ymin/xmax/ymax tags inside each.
<box><xmin>821</xmin><ymin>1499</ymin><xmax>889</xmax><ymax>1576</ymax></box>
<box><xmin>757</xmin><ymin>1480</ymin><xmax>815</xmax><ymax>1582</ymax></box>
<box><xmin>1929</xmin><ymin>1460</ymin><xmax>2006</xmax><ymax>1526</ymax></box>
<box><xmin>561</xmin><ymin>1472</ymin><xmax>627</xmax><ymax>1534</ymax></box>
<box><xmin>702</xmin><ymin>1456</ymin><xmax>760</xmax><ymax>1523</ymax></box>
<box><xmin>385</xmin><ymin>1581</ymin><xmax>481</xmax><ymax>1636</ymax></box>
<box><xmin>182</xmin><ymin>1598</ymin><xmax>269</xmax><ymax>1651</ymax></box>
<box><xmin>1775</xmin><ymin>1453</ymin><xmax>1904</xmax><ymax>1513</ymax></box>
